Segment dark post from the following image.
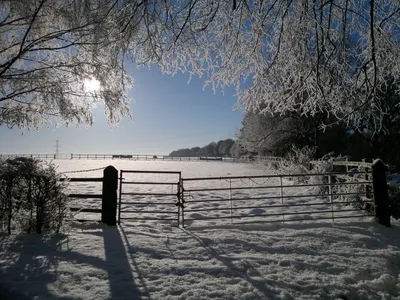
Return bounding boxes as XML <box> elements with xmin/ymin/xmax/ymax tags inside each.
<box><xmin>102</xmin><ymin>165</ymin><xmax>118</xmax><ymax>226</ymax></box>
<box><xmin>372</xmin><ymin>159</ymin><xmax>390</xmax><ymax>227</ymax></box>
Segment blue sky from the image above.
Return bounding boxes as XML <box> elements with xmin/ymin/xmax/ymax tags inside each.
<box><xmin>0</xmin><ymin>66</ymin><xmax>243</xmax><ymax>155</ymax></box>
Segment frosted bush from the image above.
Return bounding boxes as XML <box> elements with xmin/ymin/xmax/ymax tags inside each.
<box><xmin>0</xmin><ymin>157</ymin><xmax>69</xmax><ymax>234</ymax></box>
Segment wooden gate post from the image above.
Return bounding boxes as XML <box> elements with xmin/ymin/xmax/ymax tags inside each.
<box><xmin>102</xmin><ymin>165</ymin><xmax>118</xmax><ymax>226</ymax></box>
<box><xmin>372</xmin><ymin>159</ymin><xmax>390</xmax><ymax>227</ymax></box>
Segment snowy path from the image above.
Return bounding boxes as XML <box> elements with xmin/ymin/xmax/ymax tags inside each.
<box><xmin>1</xmin><ymin>220</ymin><xmax>400</xmax><ymax>300</ymax></box>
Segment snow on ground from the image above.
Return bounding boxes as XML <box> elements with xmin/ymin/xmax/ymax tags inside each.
<box><xmin>1</xmin><ymin>160</ymin><xmax>399</xmax><ymax>299</ymax></box>
<box><xmin>1</xmin><ymin>220</ymin><xmax>400</xmax><ymax>300</ymax></box>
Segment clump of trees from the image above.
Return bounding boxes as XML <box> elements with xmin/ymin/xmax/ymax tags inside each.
<box><xmin>0</xmin><ymin>157</ymin><xmax>68</xmax><ymax>234</ymax></box>
<box><xmin>169</xmin><ymin>139</ymin><xmax>236</xmax><ymax>157</ymax></box>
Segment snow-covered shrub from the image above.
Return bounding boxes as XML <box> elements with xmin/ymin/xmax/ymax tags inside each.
<box><xmin>271</xmin><ymin>145</ymin><xmax>316</xmax><ymax>176</ymax></box>
<box><xmin>334</xmin><ymin>179</ymin><xmax>367</xmax><ymax>207</ymax></box>
<box><xmin>265</xmin><ymin>146</ymin><xmax>336</xmax><ymax>195</ymax></box>
<box><xmin>0</xmin><ymin>157</ymin><xmax>68</xmax><ymax>234</ymax></box>
<box><xmin>288</xmin><ymin>145</ymin><xmax>316</xmax><ymax>173</ymax></box>
<box><xmin>331</xmin><ymin>167</ymin><xmax>374</xmax><ymax>215</ymax></box>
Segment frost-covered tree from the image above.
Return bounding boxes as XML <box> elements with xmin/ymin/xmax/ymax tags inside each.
<box><xmin>349</xmin><ymin>78</ymin><xmax>400</xmax><ymax>162</ymax></box>
<box><xmin>134</xmin><ymin>0</ymin><xmax>400</xmax><ymax>131</ymax></box>
<box><xmin>2</xmin><ymin>0</ymin><xmax>399</xmax><ymax>131</ymax></box>
<box><xmin>217</xmin><ymin>139</ymin><xmax>235</xmax><ymax>156</ymax></box>
<box><xmin>229</xmin><ymin>141</ymin><xmax>244</xmax><ymax>157</ymax></box>
<box><xmin>0</xmin><ymin>0</ymin><xmax>132</xmax><ymax>129</ymax></box>
<box><xmin>238</xmin><ymin>110</ymin><xmax>314</xmax><ymax>156</ymax></box>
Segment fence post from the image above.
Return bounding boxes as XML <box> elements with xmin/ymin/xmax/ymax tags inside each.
<box><xmin>372</xmin><ymin>159</ymin><xmax>390</xmax><ymax>227</ymax></box>
<box><xmin>180</xmin><ymin>177</ymin><xmax>185</xmax><ymax>228</ymax></box>
<box><xmin>102</xmin><ymin>165</ymin><xmax>118</xmax><ymax>226</ymax></box>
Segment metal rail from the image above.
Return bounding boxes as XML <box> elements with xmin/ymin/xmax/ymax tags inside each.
<box><xmin>182</xmin><ymin>171</ymin><xmax>371</xmax><ymax>181</ymax></box>
<box><xmin>120</xmin><ymin>210</ymin><xmax>179</xmax><ymax>214</ymax></box>
<box><xmin>121</xmin><ymin>192</ymin><xmax>177</xmax><ymax>197</ymax></box>
<box><xmin>122</xmin><ymin>181</ymin><xmax>178</xmax><ymax>185</ymax></box>
<box><xmin>121</xmin><ymin>170</ymin><xmax>182</xmax><ymax>174</ymax></box>
<box><xmin>184</xmin><ymin>181</ymin><xmax>372</xmax><ymax>192</ymax></box>
<box><xmin>185</xmin><ymin>191</ymin><xmax>368</xmax><ymax>203</ymax></box>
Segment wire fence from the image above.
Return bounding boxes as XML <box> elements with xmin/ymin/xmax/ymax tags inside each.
<box><xmin>0</xmin><ymin>153</ymin><xmax>283</xmax><ymax>163</ymax></box>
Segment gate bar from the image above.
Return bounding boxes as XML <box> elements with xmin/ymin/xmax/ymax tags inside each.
<box><xmin>121</xmin><ymin>170</ymin><xmax>181</xmax><ymax>174</ymax></box>
<box><xmin>118</xmin><ymin>170</ymin><xmax>123</xmax><ymax>224</ymax></box>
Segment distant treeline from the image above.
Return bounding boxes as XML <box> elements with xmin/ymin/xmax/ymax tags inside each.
<box><xmin>169</xmin><ymin>139</ymin><xmax>240</xmax><ymax>157</ymax></box>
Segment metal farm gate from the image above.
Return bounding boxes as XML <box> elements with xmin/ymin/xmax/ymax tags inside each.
<box><xmin>117</xmin><ymin>170</ymin><xmax>182</xmax><ymax>225</ymax></box>
<box><xmin>113</xmin><ymin>160</ymin><xmax>390</xmax><ymax>228</ymax></box>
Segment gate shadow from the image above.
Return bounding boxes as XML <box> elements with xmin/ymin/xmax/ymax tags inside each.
<box><xmin>102</xmin><ymin>226</ymin><xmax>146</xmax><ymax>300</ymax></box>
<box><xmin>0</xmin><ymin>225</ymin><xmax>149</xmax><ymax>300</ymax></box>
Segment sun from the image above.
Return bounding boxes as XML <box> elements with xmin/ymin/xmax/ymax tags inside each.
<box><xmin>84</xmin><ymin>77</ymin><xmax>101</xmax><ymax>92</ymax></box>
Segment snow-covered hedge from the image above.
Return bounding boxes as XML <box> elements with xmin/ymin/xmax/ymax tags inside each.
<box><xmin>0</xmin><ymin>157</ymin><xmax>68</xmax><ymax>234</ymax></box>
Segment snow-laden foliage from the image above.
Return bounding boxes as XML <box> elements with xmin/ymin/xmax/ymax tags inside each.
<box><xmin>0</xmin><ymin>0</ymin><xmax>132</xmax><ymax>129</ymax></box>
<box><xmin>238</xmin><ymin>110</ymin><xmax>315</xmax><ymax>156</ymax></box>
<box><xmin>1</xmin><ymin>0</ymin><xmax>399</xmax><ymax>130</ymax></box>
<box><xmin>131</xmin><ymin>0</ymin><xmax>400</xmax><ymax>130</ymax></box>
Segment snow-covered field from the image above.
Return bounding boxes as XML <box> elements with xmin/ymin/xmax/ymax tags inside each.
<box><xmin>1</xmin><ymin>160</ymin><xmax>399</xmax><ymax>299</ymax></box>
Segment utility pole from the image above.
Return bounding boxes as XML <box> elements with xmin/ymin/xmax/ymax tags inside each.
<box><xmin>55</xmin><ymin>140</ymin><xmax>60</xmax><ymax>159</ymax></box>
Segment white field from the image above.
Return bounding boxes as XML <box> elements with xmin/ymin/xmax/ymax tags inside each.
<box><xmin>1</xmin><ymin>160</ymin><xmax>399</xmax><ymax>300</ymax></box>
